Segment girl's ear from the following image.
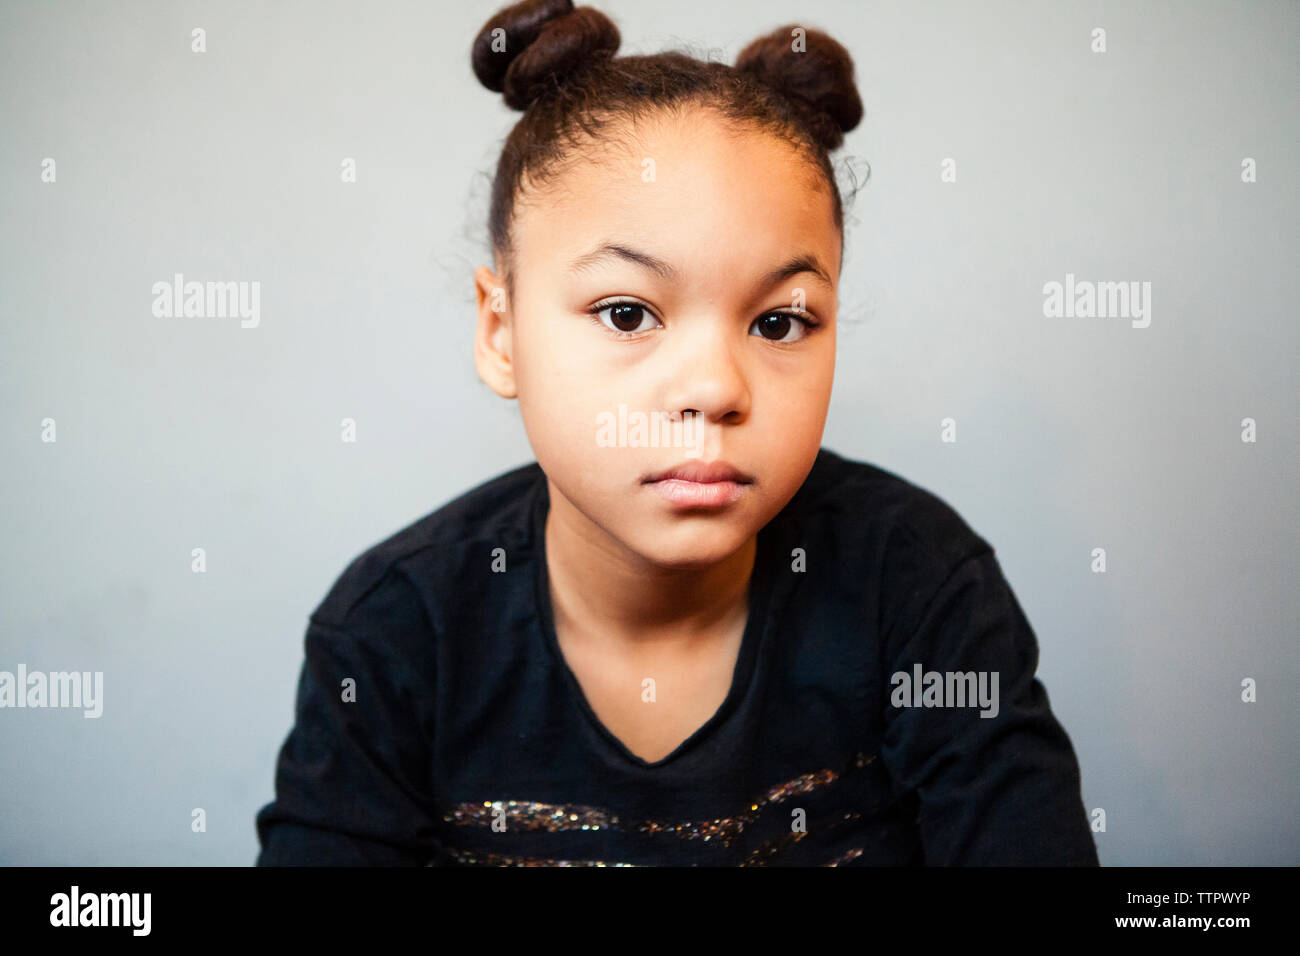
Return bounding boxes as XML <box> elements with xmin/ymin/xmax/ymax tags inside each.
<box><xmin>473</xmin><ymin>265</ymin><xmax>518</xmax><ymax>399</ymax></box>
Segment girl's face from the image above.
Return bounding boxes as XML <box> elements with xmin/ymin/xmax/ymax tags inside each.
<box><xmin>475</xmin><ymin>110</ymin><xmax>840</xmax><ymax>570</ymax></box>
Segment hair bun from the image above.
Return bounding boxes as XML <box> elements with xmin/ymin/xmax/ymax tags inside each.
<box><xmin>472</xmin><ymin>0</ymin><xmax>621</xmax><ymax>111</ymax></box>
<box><xmin>735</xmin><ymin>25</ymin><xmax>863</xmax><ymax>151</ymax></box>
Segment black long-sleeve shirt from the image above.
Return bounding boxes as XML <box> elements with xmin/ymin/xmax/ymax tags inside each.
<box><xmin>255</xmin><ymin>447</ymin><xmax>1099</xmax><ymax>865</ymax></box>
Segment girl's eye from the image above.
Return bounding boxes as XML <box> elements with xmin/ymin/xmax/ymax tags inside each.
<box><xmin>586</xmin><ymin>300</ymin><xmax>821</xmax><ymax>342</ymax></box>
<box><xmin>590</xmin><ymin>300</ymin><xmax>662</xmax><ymax>336</ymax></box>
<box><xmin>750</xmin><ymin>311</ymin><xmax>820</xmax><ymax>343</ymax></box>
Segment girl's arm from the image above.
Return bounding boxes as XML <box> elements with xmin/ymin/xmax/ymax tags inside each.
<box><xmin>880</xmin><ymin>548</ymin><xmax>1099</xmax><ymax>865</ymax></box>
<box><xmin>255</xmin><ymin>619</ymin><xmax>442</xmax><ymax>866</ymax></box>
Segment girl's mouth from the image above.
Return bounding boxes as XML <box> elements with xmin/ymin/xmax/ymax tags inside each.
<box><xmin>644</xmin><ymin>477</ymin><xmax>749</xmax><ymax>509</ymax></box>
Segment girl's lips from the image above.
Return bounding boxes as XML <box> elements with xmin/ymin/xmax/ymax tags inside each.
<box><xmin>646</xmin><ymin>478</ymin><xmax>749</xmax><ymax>508</ymax></box>
<box><xmin>642</xmin><ymin>460</ymin><xmax>753</xmax><ymax>484</ymax></box>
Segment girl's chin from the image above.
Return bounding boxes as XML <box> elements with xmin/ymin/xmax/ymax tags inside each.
<box><xmin>617</xmin><ymin>528</ymin><xmax>755</xmax><ymax>570</ymax></box>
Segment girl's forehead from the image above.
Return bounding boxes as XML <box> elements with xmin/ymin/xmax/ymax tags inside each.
<box><xmin>512</xmin><ymin>201</ymin><xmax>840</xmax><ymax>304</ymax></box>
<box><xmin>530</xmin><ymin>111</ymin><xmax>820</xmax><ymax>199</ymax></box>
<box><xmin>514</xmin><ymin>122</ymin><xmax>836</xmax><ymax>259</ymax></box>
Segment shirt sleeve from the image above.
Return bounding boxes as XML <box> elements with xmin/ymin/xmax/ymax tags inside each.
<box><xmin>879</xmin><ymin>547</ymin><xmax>1099</xmax><ymax>865</ymax></box>
<box><xmin>255</xmin><ymin>619</ymin><xmax>444</xmax><ymax>865</ymax></box>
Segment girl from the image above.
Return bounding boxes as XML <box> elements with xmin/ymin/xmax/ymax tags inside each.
<box><xmin>255</xmin><ymin>0</ymin><xmax>1098</xmax><ymax>866</ymax></box>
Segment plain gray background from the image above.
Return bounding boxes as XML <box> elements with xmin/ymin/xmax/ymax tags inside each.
<box><xmin>1</xmin><ymin>0</ymin><xmax>1295</xmax><ymax>865</ymax></box>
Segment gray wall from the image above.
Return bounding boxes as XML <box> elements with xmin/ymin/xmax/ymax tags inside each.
<box><xmin>1</xmin><ymin>0</ymin><xmax>1295</xmax><ymax>865</ymax></box>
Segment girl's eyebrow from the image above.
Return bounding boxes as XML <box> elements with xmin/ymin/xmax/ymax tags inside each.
<box><xmin>569</xmin><ymin>242</ymin><xmax>834</xmax><ymax>289</ymax></box>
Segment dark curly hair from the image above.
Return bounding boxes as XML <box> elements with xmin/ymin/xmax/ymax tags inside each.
<box><xmin>470</xmin><ymin>0</ymin><xmax>865</xmax><ymax>299</ymax></box>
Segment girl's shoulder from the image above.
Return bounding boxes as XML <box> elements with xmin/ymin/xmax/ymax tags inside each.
<box><xmin>308</xmin><ymin>460</ymin><xmax>545</xmax><ymax>636</ymax></box>
<box><xmin>791</xmin><ymin>446</ymin><xmax>994</xmax><ymax>575</ymax></box>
